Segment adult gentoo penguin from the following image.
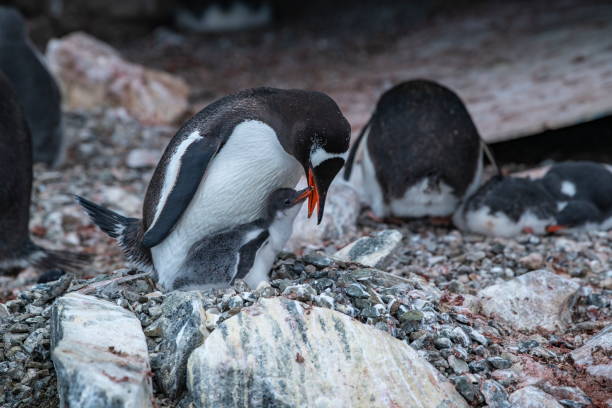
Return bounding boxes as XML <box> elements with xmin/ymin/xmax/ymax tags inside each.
<box><xmin>174</xmin><ymin>187</ymin><xmax>310</xmax><ymax>290</ymax></box>
<box><xmin>453</xmin><ymin>176</ymin><xmax>557</xmax><ymax>237</ymax></box>
<box><xmin>0</xmin><ymin>72</ymin><xmax>82</xmax><ymax>273</ymax></box>
<box><xmin>0</xmin><ymin>6</ymin><xmax>63</xmax><ymax>166</ymax></box>
<box><xmin>78</xmin><ymin>87</ymin><xmax>350</xmax><ymax>290</ymax></box>
<box><xmin>343</xmin><ymin>79</ymin><xmax>495</xmax><ymax>219</ymax></box>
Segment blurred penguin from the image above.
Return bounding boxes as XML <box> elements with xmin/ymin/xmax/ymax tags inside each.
<box><xmin>344</xmin><ymin>79</ymin><xmax>497</xmax><ymax>219</ymax></box>
<box><xmin>0</xmin><ymin>6</ymin><xmax>64</xmax><ymax>167</ymax></box>
<box><xmin>0</xmin><ymin>72</ymin><xmax>83</xmax><ymax>274</ymax></box>
<box><xmin>540</xmin><ymin>161</ymin><xmax>612</xmax><ymax>232</ymax></box>
<box><xmin>175</xmin><ymin>0</ymin><xmax>272</xmax><ymax>32</ymax></box>
<box><xmin>453</xmin><ymin>176</ymin><xmax>557</xmax><ymax>237</ymax></box>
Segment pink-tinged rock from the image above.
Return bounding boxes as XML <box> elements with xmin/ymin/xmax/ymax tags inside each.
<box><xmin>478</xmin><ymin>270</ymin><xmax>580</xmax><ymax>333</ymax></box>
<box><xmin>46</xmin><ymin>32</ymin><xmax>189</xmax><ymax>125</ymax></box>
<box><xmin>509</xmin><ymin>387</ymin><xmax>562</xmax><ymax>408</ymax></box>
<box><xmin>571</xmin><ymin>325</ymin><xmax>612</xmax><ymax>385</ymax></box>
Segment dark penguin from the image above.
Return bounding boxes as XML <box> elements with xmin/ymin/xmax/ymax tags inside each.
<box><xmin>77</xmin><ymin>87</ymin><xmax>350</xmax><ymax>290</ymax></box>
<box><xmin>343</xmin><ymin>79</ymin><xmax>493</xmax><ymax>218</ymax></box>
<box><xmin>0</xmin><ymin>6</ymin><xmax>63</xmax><ymax>166</ymax></box>
<box><xmin>540</xmin><ymin>161</ymin><xmax>612</xmax><ymax>231</ymax></box>
<box><xmin>0</xmin><ymin>72</ymin><xmax>82</xmax><ymax>273</ymax></box>
<box><xmin>453</xmin><ymin>176</ymin><xmax>558</xmax><ymax>237</ymax></box>
<box><xmin>173</xmin><ymin>187</ymin><xmax>309</xmax><ymax>290</ymax></box>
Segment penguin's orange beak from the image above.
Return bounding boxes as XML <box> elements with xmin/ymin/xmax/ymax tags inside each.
<box><xmin>303</xmin><ymin>167</ymin><xmax>320</xmax><ymax>218</ymax></box>
<box><xmin>546</xmin><ymin>225</ymin><xmax>566</xmax><ymax>233</ymax></box>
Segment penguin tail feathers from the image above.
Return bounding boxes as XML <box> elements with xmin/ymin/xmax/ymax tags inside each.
<box><xmin>27</xmin><ymin>243</ymin><xmax>90</xmax><ymax>273</ymax></box>
<box><xmin>75</xmin><ymin>195</ymin><xmax>153</xmax><ymax>273</ymax></box>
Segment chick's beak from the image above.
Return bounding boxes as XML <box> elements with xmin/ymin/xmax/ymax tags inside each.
<box><xmin>546</xmin><ymin>225</ymin><xmax>566</xmax><ymax>233</ymax></box>
<box><xmin>293</xmin><ymin>187</ymin><xmax>313</xmax><ymax>205</ymax></box>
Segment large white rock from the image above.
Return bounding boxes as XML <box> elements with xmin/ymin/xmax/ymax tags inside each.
<box><xmin>46</xmin><ymin>32</ymin><xmax>189</xmax><ymax>125</ymax></box>
<box><xmin>333</xmin><ymin>229</ymin><xmax>403</xmax><ymax>268</ymax></box>
<box><xmin>187</xmin><ymin>297</ymin><xmax>468</xmax><ymax>408</ymax></box>
<box><xmin>478</xmin><ymin>270</ymin><xmax>580</xmax><ymax>332</ymax></box>
<box><xmin>51</xmin><ymin>292</ymin><xmax>153</xmax><ymax>408</ymax></box>
<box><xmin>285</xmin><ymin>179</ymin><xmax>361</xmax><ymax>251</ymax></box>
<box><xmin>509</xmin><ymin>386</ymin><xmax>563</xmax><ymax>408</ymax></box>
<box><xmin>570</xmin><ymin>325</ymin><xmax>612</xmax><ymax>384</ymax></box>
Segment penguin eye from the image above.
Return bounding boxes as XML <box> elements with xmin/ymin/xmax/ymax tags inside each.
<box><xmin>284</xmin><ymin>199</ymin><xmax>292</xmax><ymax>206</ymax></box>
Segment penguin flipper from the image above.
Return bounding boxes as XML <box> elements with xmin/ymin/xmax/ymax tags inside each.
<box><xmin>142</xmin><ymin>134</ymin><xmax>222</xmax><ymax>248</ymax></box>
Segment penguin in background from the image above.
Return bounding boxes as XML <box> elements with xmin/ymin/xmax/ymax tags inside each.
<box><xmin>540</xmin><ymin>161</ymin><xmax>612</xmax><ymax>232</ymax></box>
<box><xmin>77</xmin><ymin>87</ymin><xmax>350</xmax><ymax>290</ymax></box>
<box><xmin>0</xmin><ymin>6</ymin><xmax>64</xmax><ymax>167</ymax></box>
<box><xmin>174</xmin><ymin>187</ymin><xmax>309</xmax><ymax>290</ymax></box>
<box><xmin>0</xmin><ymin>72</ymin><xmax>83</xmax><ymax>274</ymax></box>
<box><xmin>343</xmin><ymin>79</ymin><xmax>497</xmax><ymax>220</ymax></box>
<box><xmin>452</xmin><ymin>175</ymin><xmax>558</xmax><ymax>237</ymax></box>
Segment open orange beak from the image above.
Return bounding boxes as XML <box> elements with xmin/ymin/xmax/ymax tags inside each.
<box><xmin>302</xmin><ymin>167</ymin><xmax>320</xmax><ymax>218</ymax></box>
<box><xmin>546</xmin><ymin>225</ymin><xmax>566</xmax><ymax>233</ymax></box>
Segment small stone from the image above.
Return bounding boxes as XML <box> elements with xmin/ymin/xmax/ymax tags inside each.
<box><xmin>448</xmin><ymin>355</ymin><xmax>469</xmax><ymax>374</ymax></box>
<box><xmin>491</xmin><ymin>369</ymin><xmax>518</xmax><ymax>386</ymax></box>
<box><xmin>0</xmin><ymin>303</ymin><xmax>9</xmax><ymax>318</ymax></box>
<box><xmin>487</xmin><ymin>356</ymin><xmax>512</xmax><ymax>369</ymax></box>
<box><xmin>314</xmin><ymin>294</ymin><xmax>335</xmax><ymax>310</ymax></box>
<box><xmin>255</xmin><ymin>281</ymin><xmax>277</xmax><ymax>298</ymax></box>
<box><xmin>227</xmin><ymin>296</ymin><xmax>244</xmax><ymax>314</ymax></box>
<box><xmin>144</xmin><ymin>319</ymin><xmax>163</xmax><ymax>337</ymax></box>
<box><xmin>23</xmin><ymin>328</ymin><xmax>47</xmax><ymax>354</ymax></box>
<box><xmin>518</xmin><ymin>339</ymin><xmax>540</xmax><ymax>353</ymax></box>
<box><xmin>399</xmin><ymin>310</ymin><xmax>424</xmax><ymax>323</ymax></box>
<box><xmin>434</xmin><ymin>337</ymin><xmax>453</xmax><ymax>349</ymax></box>
<box><xmin>361</xmin><ymin>305</ymin><xmax>381</xmax><ymax>319</ymax></box>
<box><xmin>282</xmin><ymin>284</ymin><xmax>316</xmax><ymax>302</ymax></box>
<box><xmin>345</xmin><ymin>283</ymin><xmax>370</xmax><ymax>299</ymax></box>
<box><xmin>454</xmin><ymin>375</ymin><xmax>483</xmax><ymax>404</ymax></box>
<box><xmin>303</xmin><ymin>253</ymin><xmax>333</xmax><ymax>268</ymax></box>
<box><xmin>481</xmin><ymin>379</ymin><xmax>511</xmax><ymax>408</ymax></box>
<box><xmin>509</xmin><ymin>386</ymin><xmax>563</xmax><ymax>408</ymax></box>
<box><xmin>450</xmin><ymin>327</ymin><xmax>471</xmax><ymax>347</ymax></box>
<box><xmin>148</xmin><ymin>305</ymin><xmax>162</xmax><ymax>318</ymax></box>
<box><xmin>519</xmin><ymin>253</ymin><xmax>544</xmax><ymax>270</ymax></box>
<box><xmin>468</xmin><ymin>328</ymin><xmax>489</xmax><ymax>345</ymax></box>
<box><xmin>570</xmin><ymin>325</ymin><xmax>611</xmax><ymax>384</ymax></box>
<box><xmin>469</xmin><ymin>359</ymin><xmax>490</xmax><ymax>373</ymax></box>
<box><xmin>334</xmin><ymin>229</ymin><xmax>403</xmax><ymax>268</ymax></box>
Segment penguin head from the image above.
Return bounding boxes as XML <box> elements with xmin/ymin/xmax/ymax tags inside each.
<box><xmin>266</xmin><ymin>187</ymin><xmax>311</xmax><ymax>220</ymax></box>
<box><xmin>286</xmin><ymin>91</ymin><xmax>351</xmax><ymax>225</ymax></box>
<box><xmin>0</xmin><ymin>7</ymin><xmax>26</xmax><ymax>42</ymax></box>
<box><xmin>548</xmin><ymin>200</ymin><xmax>602</xmax><ymax>232</ymax></box>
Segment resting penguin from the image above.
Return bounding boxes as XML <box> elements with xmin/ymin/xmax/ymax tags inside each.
<box><xmin>540</xmin><ymin>161</ymin><xmax>612</xmax><ymax>232</ymax></box>
<box><xmin>173</xmin><ymin>187</ymin><xmax>309</xmax><ymax>290</ymax></box>
<box><xmin>0</xmin><ymin>6</ymin><xmax>63</xmax><ymax>166</ymax></box>
<box><xmin>453</xmin><ymin>176</ymin><xmax>558</xmax><ymax>237</ymax></box>
<box><xmin>0</xmin><ymin>72</ymin><xmax>82</xmax><ymax>273</ymax></box>
<box><xmin>343</xmin><ymin>79</ymin><xmax>495</xmax><ymax>219</ymax></box>
<box><xmin>77</xmin><ymin>87</ymin><xmax>350</xmax><ymax>290</ymax></box>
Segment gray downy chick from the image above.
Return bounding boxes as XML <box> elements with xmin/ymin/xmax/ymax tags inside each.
<box><xmin>171</xmin><ymin>187</ymin><xmax>310</xmax><ymax>291</ymax></box>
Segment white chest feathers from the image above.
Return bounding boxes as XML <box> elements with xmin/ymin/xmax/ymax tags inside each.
<box><xmin>152</xmin><ymin>120</ymin><xmax>302</xmax><ymax>287</ymax></box>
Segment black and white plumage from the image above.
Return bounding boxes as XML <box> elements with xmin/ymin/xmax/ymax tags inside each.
<box><xmin>0</xmin><ymin>6</ymin><xmax>63</xmax><ymax>167</ymax></box>
<box><xmin>0</xmin><ymin>72</ymin><xmax>83</xmax><ymax>273</ymax></box>
<box><xmin>173</xmin><ymin>187</ymin><xmax>308</xmax><ymax>290</ymax></box>
<box><xmin>540</xmin><ymin>161</ymin><xmax>612</xmax><ymax>231</ymax></box>
<box><xmin>78</xmin><ymin>87</ymin><xmax>350</xmax><ymax>290</ymax></box>
<box><xmin>344</xmin><ymin>79</ymin><xmax>491</xmax><ymax>218</ymax></box>
<box><xmin>453</xmin><ymin>176</ymin><xmax>558</xmax><ymax>237</ymax></box>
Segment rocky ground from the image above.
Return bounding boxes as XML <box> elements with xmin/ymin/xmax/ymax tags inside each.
<box><xmin>0</xmin><ymin>108</ymin><xmax>610</xmax><ymax>407</ymax></box>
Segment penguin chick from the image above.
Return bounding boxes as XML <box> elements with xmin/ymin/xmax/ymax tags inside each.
<box><xmin>540</xmin><ymin>161</ymin><xmax>612</xmax><ymax>215</ymax></box>
<box><xmin>0</xmin><ymin>6</ymin><xmax>64</xmax><ymax>166</ymax></box>
<box><xmin>344</xmin><ymin>79</ymin><xmax>489</xmax><ymax>218</ymax></box>
<box><xmin>453</xmin><ymin>176</ymin><xmax>557</xmax><ymax>237</ymax></box>
<box><xmin>552</xmin><ymin>200</ymin><xmax>612</xmax><ymax>232</ymax></box>
<box><xmin>172</xmin><ymin>187</ymin><xmax>310</xmax><ymax>291</ymax></box>
<box><xmin>0</xmin><ymin>72</ymin><xmax>84</xmax><ymax>274</ymax></box>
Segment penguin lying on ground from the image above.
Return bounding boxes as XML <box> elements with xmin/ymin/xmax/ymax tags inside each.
<box><xmin>453</xmin><ymin>176</ymin><xmax>558</xmax><ymax>237</ymax></box>
<box><xmin>344</xmin><ymin>79</ymin><xmax>496</xmax><ymax>219</ymax></box>
<box><xmin>78</xmin><ymin>87</ymin><xmax>350</xmax><ymax>290</ymax></box>
<box><xmin>173</xmin><ymin>187</ymin><xmax>309</xmax><ymax>290</ymax></box>
<box><xmin>0</xmin><ymin>72</ymin><xmax>83</xmax><ymax>274</ymax></box>
<box><xmin>0</xmin><ymin>6</ymin><xmax>64</xmax><ymax>167</ymax></box>
<box><xmin>540</xmin><ymin>161</ymin><xmax>612</xmax><ymax>231</ymax></box>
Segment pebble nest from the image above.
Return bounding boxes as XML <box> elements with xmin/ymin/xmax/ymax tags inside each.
<box><xmin>0</xmin><ymin>109</ymin><xmax>611</xmax><ymax>407</ymax></box>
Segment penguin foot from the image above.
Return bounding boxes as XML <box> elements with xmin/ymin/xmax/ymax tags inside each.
<box><xmin>366</xmin><ymin>211</ymin><xmax>385</xmax><ymax>223</ymax></box>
